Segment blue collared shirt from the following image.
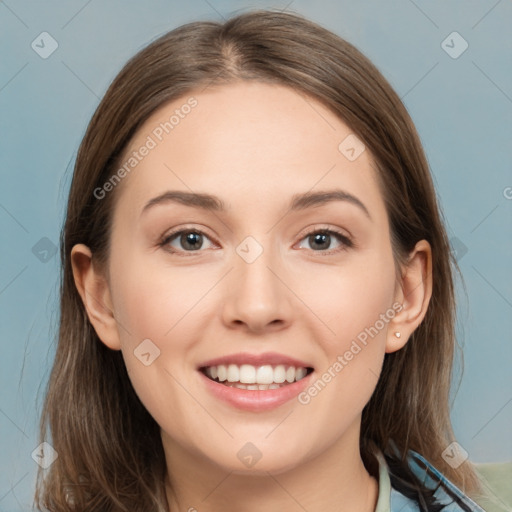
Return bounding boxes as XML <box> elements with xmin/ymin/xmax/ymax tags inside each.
<box><xmin>373</xmin><ymin>449</ymin><xmax>487</xmax><ymax>511</ymax></box>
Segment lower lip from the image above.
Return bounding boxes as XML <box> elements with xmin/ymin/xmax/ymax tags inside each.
<box><xmin>198</xmin><ymin>370</ymin><xmax>314</xmax><ymax>412</ymax></box>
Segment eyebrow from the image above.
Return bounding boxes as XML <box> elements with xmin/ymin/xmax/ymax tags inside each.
<box><xmin>141</xmin><ymin>189</ymin><xmax>371</xmax><ymax>219</ymax></box>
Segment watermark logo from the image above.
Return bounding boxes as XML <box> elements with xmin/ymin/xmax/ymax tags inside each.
<box><xmin>31</xmin><ymin>32</ymin><xmax>58</xmax><ymax>59</ymax></box>
<box><xmin>236</xmin><ymin>236</ymin><xmax>264</xmax><ymax>264</ymax></box>
<box><xmin>442</xmin><ymin>441</ymin><xmax>469</xmax><ymax>469</ymax></box>
<box><xmin>237</xmin><ymin>442</ymin><xmax>262</xmax><ymax>468</ymax></box>
<box><xmin>298</xmin><ymin>302</ymin><xmax>403</xmax><ymax>405</ymax></box>
<box><xmin>441</xmin><ymin>32</ymin><xmax>468</xmax><ymax>59</ymax></box>
<box><xmin>338</xmin><ymin>134</ymin><xmax>365</xmax><ymax>161</ymax></box>
<box><xmin>31</xmin><ymin>442</ymin><xmax>58</xmax><ymax>469</ymax></box>
<box><xmin>449</xmin><ymin>237</ymin><xmax>468</xmax><ymax>262</ymax></box>
<box><xmin>93</xmin><ymin>97</ymin><xmax>198</xmax><ymax>200</ymax></box>
<box><xmin>32</xmin><ymin>237</ymin><xmax>57</xmax><ymax>263</ymax></box>
<box><xmin>134</xmin><ymin>338</ymin><xmax>161</xmax><ymax>366</ymax></box>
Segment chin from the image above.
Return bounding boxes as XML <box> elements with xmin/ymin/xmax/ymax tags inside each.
<box><xmin>204</xmin><ymin>442</ymin><xmax>309</xmax><ymax>476</ymax></box>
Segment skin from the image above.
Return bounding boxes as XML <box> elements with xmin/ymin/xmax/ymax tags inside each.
<box><xmin>72</xmin><ymin>81</ymin><xmax>432</xmax><ymax>512</ymax></box>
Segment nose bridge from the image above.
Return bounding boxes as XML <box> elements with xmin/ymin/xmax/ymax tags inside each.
<box><xmin>222</xmin><ymin>233</ymin><xmax>292</xmax><ymax>331</ymax></box>
<box><xmin>234</xmin><ymin>233</ymin><xmax>281</xmax><ymax>303</ymax></box>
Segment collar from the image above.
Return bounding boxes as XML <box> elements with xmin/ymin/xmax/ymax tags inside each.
<box><xmin>372</xmin><ymin>447</ymin><xmax>486</xmax><ymax>511</ymax></box>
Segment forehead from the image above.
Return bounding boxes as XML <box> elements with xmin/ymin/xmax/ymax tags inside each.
<box><xmin>111</xmin><ymin>81</ymin><xmax>386</xmax><ymax>222</ymax></box>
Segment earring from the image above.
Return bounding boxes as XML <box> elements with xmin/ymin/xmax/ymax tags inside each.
<box><xmin>394</xmin><ymin>332</ymin><xmax>401</xmax><ymax>338</ymax></box>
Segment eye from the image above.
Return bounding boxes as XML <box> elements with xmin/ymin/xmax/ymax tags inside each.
<box><xmin>296</xmin><ymin>228</ymin><xmax>353</xmax><ymax>254</ymax></box>
<box><xmin>159</xmin><ymin>226</ymin><xmax>353</xmax><ymax>256</ymax></box>
<box><xmin>160</xmin><ymin>228</ymin><xmax>217</xmax><ymax>254</ymax></box>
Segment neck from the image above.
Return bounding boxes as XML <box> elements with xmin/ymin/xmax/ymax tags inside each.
<box><xmin>163</xmin><ymin>424</ymin><xmax>379</xmax><ymax>512</ymax></box>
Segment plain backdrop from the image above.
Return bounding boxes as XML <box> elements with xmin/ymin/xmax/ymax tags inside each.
<box><xmin>1</xmin><ymin>1</ymin><xmax>511</xmax><ymax>510</ymax></box>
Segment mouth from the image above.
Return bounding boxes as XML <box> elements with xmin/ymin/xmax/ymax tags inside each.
<box><xmin>199</xmin><ymin>364</ymin><xmax>314</xmax><ymax>390</ymax></box>
<box><xmin>196</xmin><ymin>352</ymin><xmax>315</xmax><ymax>411</ymax></box>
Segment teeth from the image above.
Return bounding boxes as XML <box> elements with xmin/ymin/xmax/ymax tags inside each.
<box><xmin>274</xmin><ymin>365</ymin><xmax>286</xmax><ymax>383</ymax></box>
<box><xmin>216</xmin><ymin>365</ymin><xmax>227</xmax><ymax>382</ymax></box>
<box><xmin>204</xmin><ymin>364</ymin><xmax>310</xmax><ymax>386</ymax></box>
<box><xmin>256</xmin><ymin>365</ymin><xmax>274</xmax><ymax>384</ymax></box>
<box><xmin>225</xmin><ymin>382</ymin><xmax>287</xmax><ymax>390</ymax></box>
<box><xmin>240</xmin><ymin>364</ymin><xmax>256</xmax><ymax>384</ymax></box>
<box><xmin>227</xmin><ymin>364</ymin><xmax>239</xmax><ymax>382</ymax></box>
<box><xmin>295</xmin><ymin>367</ymin><xmax>307</xmax><ymax>380</ymax></box>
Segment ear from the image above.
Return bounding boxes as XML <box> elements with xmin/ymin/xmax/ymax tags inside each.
<box><xmin>386</xmin><ymin>240</ymin><xmax>433</xmax><ymax>353</ymax></box>
<box><xmin>70</xmin><ymin>243</ymin><xmax>121</xmax><ymax>350</ymax></box>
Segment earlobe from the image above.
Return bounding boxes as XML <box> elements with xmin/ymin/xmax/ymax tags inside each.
<box><xmin>386</xmin><ymin>240</ymin><xmax>433</xmax><ymax>353</ymax></box>
<box><xmin>70</xmin><ymin>244</ymin><xmax>121</xmax><ymax>350</ymax></box>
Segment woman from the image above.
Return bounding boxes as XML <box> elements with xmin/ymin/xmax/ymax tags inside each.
<box><xmin>35</xmin><ymin>10</ymin><xmax>487</xmax><ymax>511</ymax></box>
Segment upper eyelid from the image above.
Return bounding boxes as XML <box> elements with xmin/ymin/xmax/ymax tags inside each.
<box><xmin>161</xmin><ymin>226</ymin><xmax>217</xmax><ymax>244</ymax></box>
<box><xmin>162</xmin><ymin>223</ymin><xmax>350</xmax><ymax>239</ymax></box>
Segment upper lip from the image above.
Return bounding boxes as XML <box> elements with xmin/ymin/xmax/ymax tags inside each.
<box><xmin>198</xmin><ymin>352</ymin><xmax>314</xmax><ymax>370</ymax></box>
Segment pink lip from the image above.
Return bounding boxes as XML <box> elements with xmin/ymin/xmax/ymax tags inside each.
<box><xmin>198</xmin><ymin>370</ymin><xmax>314</xmax><ymax>412</ymax></box>
<box><xmin>198</xmin><ymin>351</ymin><xmax>313</xmax><ymax>370</ymax></box>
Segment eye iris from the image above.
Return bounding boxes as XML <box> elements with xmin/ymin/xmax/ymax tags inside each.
<box><xmin>310</xmin><ymin>232</ymin><xmax>330</xmax><ymax>250</ymax></box>
<box><xmin>172</xmin><ymin>231</ymin><xmax>339</xmax><ymax>251</ymax></box>
<box><xmin>182</xmin><ymin>232</ymin><xmax>202</xmax><ymax>250</ymax></box>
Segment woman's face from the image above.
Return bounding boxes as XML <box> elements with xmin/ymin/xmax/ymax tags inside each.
<box><xmin>89</xmin><ymin>81</ymin><xmax>407</xmax><ymax>473</ymax></box>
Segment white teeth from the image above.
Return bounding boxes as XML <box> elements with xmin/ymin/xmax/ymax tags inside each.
<box><xmin>239</xmin><ymin>364</ymin><xmax>257</xmax><ymax>384</ymax></box>
<box><xmin>204</xmin><ymin>363</ymin><xmax>310</xmax><ymax>386</ymax></box>
<box><xmin>256</xmin><ymin>365</ymin><xmax>274</xmax><ymax>384</ymax></box>
<box><xmin>273</xmin><ymin>365</ymin><xmax>286</xmax><ymax>383</ymax></box>
<box><xmin>217</xmin><ymin>364</ymin><xmax>227</xmax><ymax>382</ymax></box>
<box><xmin>227</xmin><ymin>364</ymin><xmax>239</xmax><ymax>382</ymax></box>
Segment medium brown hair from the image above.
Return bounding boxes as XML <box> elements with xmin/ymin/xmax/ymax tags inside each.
<box><xmin>35</xmin><ymin>9</ymin><xmax>481</xmax><ymax>511</ymax></box>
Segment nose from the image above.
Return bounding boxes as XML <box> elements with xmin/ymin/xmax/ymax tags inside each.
<box><xmin>221</xmin><ymin>240</ymin><xmax>294</xmax><ymax>334</ymax></box>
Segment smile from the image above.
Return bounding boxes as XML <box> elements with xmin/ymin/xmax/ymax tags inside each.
<box><xmin>201</xmin><ymin>364</ymin><xmax>313</xmax><ymax>390</ymax></box>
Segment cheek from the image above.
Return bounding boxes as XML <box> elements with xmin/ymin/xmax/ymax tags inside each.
<box><xmin>306</xmin><ymin>248</ymin><xmax>396</xmax><ymax>404</ymax></box>
<box><xmin>309</xmin><ymin>250</ymin><xmax>397</xmax><ymax>346</ymax></box>
<box><xmin>109</xmin><ymin>254</ymin><xmax>209</xmax><ymax>438</ymax></box>
<box><xmin>107</xmin><ymin>249</ymin><xmax>217</xmax><ymax>405</ymax></box>
<box><xmin>109</xmin><ymin>250</ymin><xmax>211</xmax><ymax>345</ymax></box>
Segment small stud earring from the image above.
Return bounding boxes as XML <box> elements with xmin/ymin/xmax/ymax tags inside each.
<box><xmin>394</xmin><ymin>332</ymin><xmax>401</xmax><ymax>338</ymax></box>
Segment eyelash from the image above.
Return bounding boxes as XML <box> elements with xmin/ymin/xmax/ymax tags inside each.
<box><xmin>158</xmin><ymin>225</ymin><xmax>353</xmax><ymax>257</ymax></box>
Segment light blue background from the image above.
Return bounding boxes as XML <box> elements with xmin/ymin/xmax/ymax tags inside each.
<box><xmin>1</xmin><ymin>1</ymin><xmax>511</xmax><ymax>510</ymax></box>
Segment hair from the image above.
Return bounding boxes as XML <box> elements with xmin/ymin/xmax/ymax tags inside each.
<box><xmin>35</xmin><ymin>9</ymin><xmax>482</xmax><ymax>511</ymax></box>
